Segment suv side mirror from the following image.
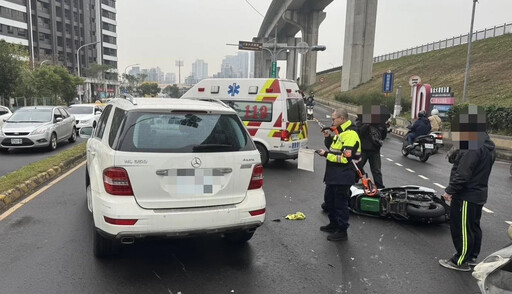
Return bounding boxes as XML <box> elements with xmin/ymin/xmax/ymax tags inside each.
<box><xmin>95</xmin><ymin>111</ymin><xmax>102</xmax><ymax>115</ymax></box>
<box><xmin>55</xmin><ymin>117</ymin><xmax>63</xmax><ymax>123</ymax></box>
<box><xmin>79</xmin><ymin>126</ymin><xmax>93</xmax><ymax>138</ymax></box>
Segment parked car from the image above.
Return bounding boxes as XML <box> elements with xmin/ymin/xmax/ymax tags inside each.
<box><xmin>67</xmin><ymin>103</ymin><xmax>103</xmax><ymax>133</ymax></box>
<box><xmin>0</xmin><ymin>105</ymin><xmax>12</xmax><ymax>127</ymax></box>
<box><xmin>0</xmin><ymin>106</ymin><xmax>76</xmax><ymax>152</ymax></box>
<box><xmin>473</xmin><ymin>221</ymin><xmax>512</xmax><ymax>293</ymax></box>
<box><xmin>80</xmin><ymin>98</ymin><xmax>266</xmax><ymax>258</ymax></box>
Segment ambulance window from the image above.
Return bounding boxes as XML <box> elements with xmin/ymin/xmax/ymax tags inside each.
<box><xmin>287</xmin><ymin>98</ymin><xmax>306</xmax><ymax>122</ymax></box>
<box><xmin>222</xmin><ymin>100</ymin><xmax>273</xmax><ymax>122</ymax></box>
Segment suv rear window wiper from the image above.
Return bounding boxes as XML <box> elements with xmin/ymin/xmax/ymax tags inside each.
<box><xmin>192</xmin><ymin>144</ymin><xmax>233</xmax><ymax>152</ymax></box>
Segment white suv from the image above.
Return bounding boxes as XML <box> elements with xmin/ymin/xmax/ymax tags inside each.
<box><xmin>81</xmin><ymin>98</ymin><xmax>265</xmax><ymax>258</ymax></box>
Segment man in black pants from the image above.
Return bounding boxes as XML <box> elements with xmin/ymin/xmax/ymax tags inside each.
<box><xmin>439</xmin><ymin>105</ymin><xmax>496</xmax><ymax>272</ymax></box>
<box><xmin>355</xmin><ymin>105</ymin><xmax>389</xmax><ymax>189</ymax></box>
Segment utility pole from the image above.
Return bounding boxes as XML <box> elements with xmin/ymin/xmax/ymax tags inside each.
<box><xmin>76</xmin><ymin>41</ymin><xmax>100</xmax><ymax>103</ymax></box>
<box><xmin>462</xmin><ymin>0</ymin><xmax>478</xmax><ymax>104</ymax></box>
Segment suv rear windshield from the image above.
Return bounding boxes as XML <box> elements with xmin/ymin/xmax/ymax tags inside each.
<box><xmin>287</xmin><ymin>98</ymin><xmax>306</xmax><ymax>122</ymax></box>
<box><xmin>115</xmin><ymin>112</ymin><xmax>254</xmax><ymax>153</ymax></box>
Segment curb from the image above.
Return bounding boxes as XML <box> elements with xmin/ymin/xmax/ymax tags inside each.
<box><xmin>0</xmin><ymin>152</ymin><xmax>86</xmax><ymax>211</ymax></box>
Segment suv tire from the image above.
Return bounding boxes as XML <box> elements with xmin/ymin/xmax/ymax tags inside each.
<box><xmin>256</xmin><ymin>143</ymin><xmax>268</xmax><ymax>166</ymax></box>
<box><xmin>93</xmin><ymin>228</ymin><xmax>115</xmax><ymax>258</ymax></box>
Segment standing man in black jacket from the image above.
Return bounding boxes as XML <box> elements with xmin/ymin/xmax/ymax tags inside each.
<box><xmin>439</xmin><ymin>105</ymin><xmax>496</xmax><ymax>272</ymax></box>
<box><xmin>355</xmin><ymin>105</ymin><xmax>390</xmax><ymax>189</ymax></box>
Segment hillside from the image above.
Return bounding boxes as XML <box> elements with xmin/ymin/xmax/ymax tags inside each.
<box><xmin>311</xmin><ymin>34</ymin><xmax>512</xmax><ymax>107</ymax></box>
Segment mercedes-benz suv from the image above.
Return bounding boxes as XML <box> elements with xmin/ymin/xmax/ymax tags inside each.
<box><xmin>80</xmin><ymin>98</ymin><xmax>265</xmax><ymax>258</ymax></box>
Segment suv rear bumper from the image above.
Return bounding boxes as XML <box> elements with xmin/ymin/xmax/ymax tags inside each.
<box><xmin>92</xmin><ymin>189</ymin><xmax>266</xmax><ymax>238</ymax></box>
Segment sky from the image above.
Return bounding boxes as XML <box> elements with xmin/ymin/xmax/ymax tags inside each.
<box><xmin>116</xmin><ymin>0</ymin><xmax>512</xmax><ymax>79</ymax></box>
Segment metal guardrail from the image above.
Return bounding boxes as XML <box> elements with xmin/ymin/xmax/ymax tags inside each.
<box><xmin>373</xmin><ymin>22</ymin><xmax>512</xmax><ymax>63</ymax></box>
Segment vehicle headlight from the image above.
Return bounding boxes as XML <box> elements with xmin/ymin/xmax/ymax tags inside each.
<box><xmin>31</xmin><ymin>127</ymin><xmax>48</xmax><ymax>135</ymax></box>
<box><xmin>80</xmin><ymin>119</ymin><xmax>92</xmax><ymax>124</ymax></box>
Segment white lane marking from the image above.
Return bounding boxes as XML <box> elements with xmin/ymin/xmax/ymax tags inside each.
<box><xmin>405</xmin><ymin>168</ymin><xmax>415</xmax><ymax>173</ymax></box>
<box><xmin>434</xmin><ymin>183</ymin><xmax>446</xmax><ymax>189</ymax></box>
<box><xmin>395</xmin><ymin>163</ymin><xmax>403</xmax><ymax>167</ymax></box>
<box><xmin>418</xmin><ymin>175</ymin><xmax>429</xmax><ymax>180</ymax></box>
<box><xmin>386</xmin><ymin>158</ymin><xmax>393</xmax><ymax>162</ymax></box>
<box><xmin>0</xmin><ymin>161</ymin><xmax>87</xmax><ymax>222</ymax></box>
<box><xmin>482</xmin><ymin>207</ymin><xmax>494</xmax><ymax>214</ymax></box>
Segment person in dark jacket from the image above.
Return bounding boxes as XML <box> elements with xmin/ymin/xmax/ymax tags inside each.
<box><xmin>439</xmin><ymin>106</ymin><xmax>496</xmax><ymax>272</ymax></box>
<box><xmin>406</xmin><ymin>110</ymin><xmax>431</xmax><ymax>148</ymax></box>
<box><xmin>355</xmin><ymin>107</ymin><xmax>389</xmax><ymax>189</ymax></box>
<box><xmin>317</xmin><ymin>108</ymin><xmax>361</xmax><ymax>241</ymax></box>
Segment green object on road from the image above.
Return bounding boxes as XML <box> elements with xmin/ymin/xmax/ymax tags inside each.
<box><xmin>360</xmin><ymin>197</ymin><xmax>381</xmax><ymax>213</ymax></box>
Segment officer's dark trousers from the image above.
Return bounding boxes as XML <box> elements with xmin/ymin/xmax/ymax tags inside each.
<box><xmin>324</xmin><ymin>184</ymin><xmax>351</xmax><ymax>231</ymax></box>
<box><xmin>359</xmin><ymin>151</ymin><xmax>384</xmax><ymax>188</ymax></box>
<box><xmin>449</xmin><ymin>198</ymin><xmax>483</xmax><ymax>266</ymax></box>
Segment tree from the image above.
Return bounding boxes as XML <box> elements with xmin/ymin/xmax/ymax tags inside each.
<box><xmin>162</xmin><ymin>84</ymin><xmax>181</xmax><ymax>98</ymax></box>
<box><xmin>85</xmin><ymin>63</ymin><xmax>113</xmax><ymax>79</ymax></box>
<box><xmin>32</xmin><ymin>66</ymin><xmax>83</xmax><ymax>104</ymax></box>
<box><xmin>0</xmin><ymin>40</ymin><xmax>29</xmax><ymax>104</ymax></box>
<box><xmin>52</xmin><ymin>66</ymin><xmax>83</xmax><ymax>104</ymax></box>
<box><xmin>138</xmin><ymin>82</ymin><xmax>160</xmax><ymax>97</ymax></box>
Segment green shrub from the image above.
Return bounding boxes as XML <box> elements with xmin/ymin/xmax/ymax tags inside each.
<box><xmin>334</xmin><ymin>91</ymin><xmax>411</xmax><ymax>113</ymax></box>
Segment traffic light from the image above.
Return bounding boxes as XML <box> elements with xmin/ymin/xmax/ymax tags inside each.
<box><xmin>311</xmin><ymin>45</ymin><xmax>326</xmax><ymax>51</ymax></box>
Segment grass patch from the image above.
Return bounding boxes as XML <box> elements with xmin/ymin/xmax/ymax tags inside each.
<box><xmin>0</xmin><ymin>142</ymin><xmax>86</xmax><ymax>194</ymax></box>
<box><xmin>313</xmin><ymin>34</ymin><xmax>512</xmax><ymax>107</ymax></box>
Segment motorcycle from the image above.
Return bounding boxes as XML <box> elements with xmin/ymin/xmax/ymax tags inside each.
<box><xmin>402</xmin><ymin>131</ymin><xmax>436</xmax><ymax>162</ymax></box>
<box><xmin>349</xmin><ymin>184</ymin><xmax>450</xmax><ymax>223</ymax></box>
<box><xmin>430</xmin><ymin>131</ymin><xmax>443</xmax><ymax>154</ymax></box>
<box><xmin>306</xmin><ymin>104</ymin><xmax>314</xmax><ymax>120</ymax></box>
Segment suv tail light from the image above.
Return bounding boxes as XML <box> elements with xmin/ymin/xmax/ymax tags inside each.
<box><xmin>249</xmin><ymin>164</ymin><xmax>264</xmax><ymax>190</ymax></box>
<box><xmin>280</xmin><ymin>130</ymin><xmax>290</xmax><ymax>141</ymax></box>
<box><xmin>103</xmin><ymin>167</ymin><xmax>134</xmax><ymax>196</ymax></box>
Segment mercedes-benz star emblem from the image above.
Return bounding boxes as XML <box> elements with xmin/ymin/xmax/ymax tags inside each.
<box><xmin>191</xmin><ymin>157</ymin><xmax>202</xmax><ymax>168</ymax></box>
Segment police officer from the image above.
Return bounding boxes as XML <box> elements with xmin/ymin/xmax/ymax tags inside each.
<box><xmin>317</xmin><ymin>108</ymin><xmax>361</xmax><ymax>241</ymax></box>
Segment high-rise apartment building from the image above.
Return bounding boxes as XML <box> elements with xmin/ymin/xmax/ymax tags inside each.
<box><xmin>192</xmin><ymin>59</ymin><xmax>208</xmax><ymax>81</ymax></box>
<box><xmin>0</xmin><ymin>0</ymin><xmax>119</xmax><ymax>97</ymax></box>
<box><xmin>213</xmin><ymin>52</ymin><xmax>249</xmax><ymax>78</ymax></box>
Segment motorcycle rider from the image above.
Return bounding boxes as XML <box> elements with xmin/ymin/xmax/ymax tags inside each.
<box><xmin>305</xmin><ymin>93</ymin><xmax>315</xmax><ymax>106</ymax></box>
<box><xmin>429</xmin><ymin>109</ymin><xmax>442</xmax><ymax>132</ymax></box>
<box><xmin>406</xmin><ymin>110</ymin><xmax>431</xmax><ymax>149</ymax></box>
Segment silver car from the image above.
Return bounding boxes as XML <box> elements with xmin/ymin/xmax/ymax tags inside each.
<box><xmin>0</xmin><ymin>106</ymin><xmax>12</xmax><ymax>127</ymax></box>
<box><xmin>0</xmin><ymin>106</ymin><xmax>76</xmax><ymax>152</ymax></box>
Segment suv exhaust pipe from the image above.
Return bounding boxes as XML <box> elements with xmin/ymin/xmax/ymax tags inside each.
<box><xmin>120</xmin><ymin>237</ymin><xmax>135</xmax><ymax>245</ymax></box>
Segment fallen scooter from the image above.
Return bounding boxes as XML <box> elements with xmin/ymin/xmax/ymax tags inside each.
<box><xmin>321</xmin><ymin>158</ymin><xmax>450</xmax><ymax>223</ymax></box>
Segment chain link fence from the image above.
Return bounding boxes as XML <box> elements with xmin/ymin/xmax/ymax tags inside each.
<box><xmin>374</xmin><ymin>22</ymin><xmax>512</xmax><ymax>63</ymax></box>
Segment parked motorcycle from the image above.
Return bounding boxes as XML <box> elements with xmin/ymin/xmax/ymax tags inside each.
<box><xmin>402</xmin><ymin>132</ymin><xmax>436</xmax><ymax>162</ymax></box>
<box><xmin>349</xmin><ymin>184</ymin><xmax>449</xmax><ymax>223</ymax></box>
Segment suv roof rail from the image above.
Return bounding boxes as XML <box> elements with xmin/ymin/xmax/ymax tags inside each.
<box><xmin>181</xmin><ymin>97</ymin><xmax>230</xmax><ymax>109</ymax></box>
<box><xmin>118</xmin><ymin>94</ymin><xmax>137</xmax><ymax>105</ymax></box>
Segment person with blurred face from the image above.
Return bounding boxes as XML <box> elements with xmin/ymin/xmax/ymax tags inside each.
<box><xmin>439</xmin><ymin>105</ymin><xmax>496</xmax><ymax>272</ymax></box>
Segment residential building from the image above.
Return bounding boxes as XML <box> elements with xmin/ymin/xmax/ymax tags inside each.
<box><xmin>213</xmin><ymin>52</ymin><xmax>249</xmax><ymax>78</ymax></box>
<box><xmin>192</xmin><ymin>59</ymin><xmax>208</xmax><ymax>81</ymax></box>
<box><xmin>0</xmin><ymin>0</ymin><xmax>119</xmax><ymax>101</ymax></box>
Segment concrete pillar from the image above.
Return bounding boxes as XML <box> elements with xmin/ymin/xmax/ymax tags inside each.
<box><xmin>252</xmin><ymin>37</ymin><xmax>272</xmax><ymax>78</ymax></box>
<box><xmin>286</xmin><ymin>37</ymin><xmax>300</xmax><ymax>80</ymax></box>
<box><xmin>341</xmin><ymin>0</ymin><xmax>378</xmax><ymax>91</ymax></box>
<box><xmin>298</xmin><ymin>10</ymin><xmax>326</xmax><ymax>86</ymax></box>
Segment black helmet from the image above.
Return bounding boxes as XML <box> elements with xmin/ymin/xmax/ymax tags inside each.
<box><xmin>418</xmin><ymin>110</ymin><xmax>426</xmax><ymax>118</ymax></box>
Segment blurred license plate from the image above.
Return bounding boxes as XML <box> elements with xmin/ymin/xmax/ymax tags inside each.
<box><xmin>425</xmin><ymin>143</ymin><xmax>434</xmax><ymax>149</ymax></box>
<box><xmin>11</xmin><ymin>138</ymin><xmax>22</xmax><ymax>145</ymax></box>
<box><xmin>436</xmin><ymin>139</ymin><xmax>443</xmax><ymax>144</ymax></box>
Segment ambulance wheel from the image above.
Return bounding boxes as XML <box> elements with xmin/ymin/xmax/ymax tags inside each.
<box><xmin>256</xmin><ymin>143</ymin><xmax>269</xmax><ymax>166</ymax></box>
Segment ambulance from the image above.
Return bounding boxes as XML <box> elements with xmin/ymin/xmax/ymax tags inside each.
<box><xmin>181</xmin><ymin>78</ymin><xmax>308</xmax><ymax>165</ymax></box>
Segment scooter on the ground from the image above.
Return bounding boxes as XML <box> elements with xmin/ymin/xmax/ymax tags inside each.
<box><xmin>401</xmin><ymin>131</ymin><xmax>436</xmax><ymax>162</ymax></box>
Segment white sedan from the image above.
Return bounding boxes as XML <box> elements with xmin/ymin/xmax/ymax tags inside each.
<box><xmin>67</xmin><ymin>104</ymin><xmax>103</xmax><ymax>133</ymax></box>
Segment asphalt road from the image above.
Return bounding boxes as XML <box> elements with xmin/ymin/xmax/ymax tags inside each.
<box><xmin>0</xmin><ymin>137</ymin><xmax>86</xmax><ymax>177</ymax></box>
<box><xmin>0</xmin><ymin>105</ymin><xmax>510</xmax><ymax>293</ymax></box>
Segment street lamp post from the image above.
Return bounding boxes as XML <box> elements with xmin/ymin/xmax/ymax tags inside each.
<box><xmin>76</xmin><ymin>41</ymin><xmax>100</xmax><ymax>103</ymax></box>
<box><xmin>123</xmin><ymin>64</ymin><xmax>139</xmax><ymax>95</ymax></box>
<box><xmin>462</xmin><ymin>0</ymin><xmax>478</xmax><ymax>104</ymax></box>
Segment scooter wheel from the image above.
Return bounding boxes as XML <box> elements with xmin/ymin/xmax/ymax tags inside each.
<box><xmin>401</xmin><ymin>148</ymin><xmax>409</xmax><ymax>157</ymax></box>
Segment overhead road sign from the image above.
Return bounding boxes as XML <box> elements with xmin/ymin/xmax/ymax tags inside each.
<box><xmin>238</xmin><ymin>41</ymin><xmax>263</xmax><ymax>51</ymax></box>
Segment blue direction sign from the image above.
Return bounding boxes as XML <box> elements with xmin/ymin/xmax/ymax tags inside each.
<box><xmin>382</xmin><ymin>72</ymin><xmax>394</xmax><ymax>93</ymax></box>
